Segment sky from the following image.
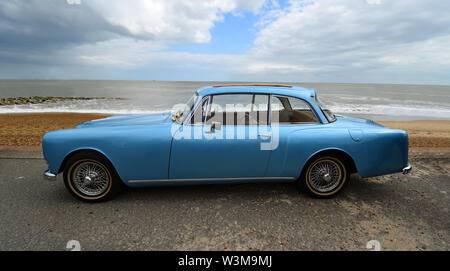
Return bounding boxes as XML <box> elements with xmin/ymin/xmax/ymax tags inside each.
<box><xmin>0</xmin><ymin>0</ymin><xmax>449</xmax><ymax>84</ymax></box>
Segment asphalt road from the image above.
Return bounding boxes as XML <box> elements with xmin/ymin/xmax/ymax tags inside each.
<box><xmin>0</xmin><ymin>152</ymin><xmax>448</xmax><ymax>251</ymax></box>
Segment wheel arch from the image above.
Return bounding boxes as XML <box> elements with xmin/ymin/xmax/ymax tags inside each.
<box><xmin>297</xmin><ymin>148</ymin><xmax>358</xmax><ymax>179</ymax></box>
<box><xmin>58</xmin><ymin>148</ymin><xmax>121</xmax><ymax>180</ymax></box>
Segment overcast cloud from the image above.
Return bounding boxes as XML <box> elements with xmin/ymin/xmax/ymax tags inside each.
<box><xmin>240</xmin><ymin>0</ymin><xmax>450</xmax><ymax>83</ymax></box>
<box><xmin>0</xmin><ymin>0</ymin><xmax>449</xmax><ymax>84</ymax></box>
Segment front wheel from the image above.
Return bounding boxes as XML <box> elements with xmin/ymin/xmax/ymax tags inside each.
<box><xmin>63</xmin><ymin>151</ymin><xmax>122</xmax><ymax>202</ymax></box>
<box><xmin>298</xmin><ymin>155</ymin><xmax>349</xmax><ymax>198</ymax></box>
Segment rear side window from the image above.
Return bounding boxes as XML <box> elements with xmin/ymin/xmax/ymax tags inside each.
<box><xmin>271</xmin><ymin>96</ymin><xmax>319</xmax><ymax>124</ymax></box>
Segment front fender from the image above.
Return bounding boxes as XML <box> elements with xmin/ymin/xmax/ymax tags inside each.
<box><xmin>42</xmin><ymin>125</ymin><xmax>173</xmax><ymax>184</ymax></box>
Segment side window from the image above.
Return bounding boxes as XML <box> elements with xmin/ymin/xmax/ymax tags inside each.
<box><xmin>271</xmin><ymin>96</ymin><xmax>319</xmax><ymax>124</ymax></box>
<box><xmin>205</xmin><ymin>94</ymin><xmax>269</xmax><ymax>126</ymax></box>
<box><xmin>209</xmin><ymin>94</ymin><xmax>253</xmax><ymax>117</ymax></box>
<box><xmin>271</xmin><ymin>96</ymin><xmax>285</xmax><ymax>112</ymax></box>
<box><xmin>290</xmin><ymin>97</ymin><xmax>312</xmax><ymax>111</ymax></box>
<box><xmin>253</xmin><ymin>94</ymin><xmax>269</xmax><ymax>125</ymax></box>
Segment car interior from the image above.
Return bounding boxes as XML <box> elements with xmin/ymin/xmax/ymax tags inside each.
<box><xmin>190</xmin><ymin>94</ymin><xmax>319</xmax><ymax>126</ymax></box>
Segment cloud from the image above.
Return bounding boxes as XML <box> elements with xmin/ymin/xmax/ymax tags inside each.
<box><xmin>238</xmin><ymin>0</ymin><xmax>450</xmax><ymax>83</ymax></box>
<box><xmin>0</xmin><ymin>0</ymin><xmax>450</xmax><ymax>84</ymax></box>
<box><xmin>0</xmin><ymin>0</ymin><xmax>268</xmax><ymax>80</ymax></box>
<box><xmin>87</xmin><ymin>0</ymin><xmax>265</xmax><ymax>43</ymax></box>
<box><xmin>0</xmin><ymin>0</ymin><xmax>264</xmax><ymax>64</ymax></box>
<box><xmin>0</xmin><ymin>1</ymin><xmax>130</xmax><ymax>51</ymax></box>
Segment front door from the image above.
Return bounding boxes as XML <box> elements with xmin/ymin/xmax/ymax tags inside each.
<box><xmin>169</xmin><ymin>93</ymin><xmax>273</xmax><ymax>180</ymax></box>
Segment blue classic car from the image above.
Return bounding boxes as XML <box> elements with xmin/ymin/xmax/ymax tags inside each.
<box><xmin>42</xmin><ymin>84</ymin><xmax>411</xmax><ymax>202</ymax></box>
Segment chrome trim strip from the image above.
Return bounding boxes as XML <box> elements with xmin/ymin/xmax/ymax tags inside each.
<box><xmin>185</xmin><ymin>95</ymin><xmax>210</xmax><ymax>126</ymax></box>
<box><xmin>213</xmin><ymin>83</ymin><xmax>293</xmax><ymax>88</ymax></box>
<box><xmin>402</xmin><ymin>163</ymin><xmax>412</xmax><ymax>175</ymax></box>
<box><xmin>43</xmin><ymin>170</ymin><xmax>57</xmax><ymax>181</ymax></box>
<box><xmin>128</xmin><ymin>177</ymin><xmax>296</xmax><ymax>184</ymax></box>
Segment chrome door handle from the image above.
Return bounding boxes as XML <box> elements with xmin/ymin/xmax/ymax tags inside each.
<box><xmin>205</xmin><ymin>122</ymin><xmax>222</xmax><ymax>134</ymax></box>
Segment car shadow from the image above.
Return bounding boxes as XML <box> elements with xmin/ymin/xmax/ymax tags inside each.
<box><xmin>112</xmin><ymin>173</ymin><xmax>389</xmax><ymax>203</ymax></box>
<box><xmin>47</xmin><ymin>173</ymin><xmax>397</xmax><ymax>206</ymax></box>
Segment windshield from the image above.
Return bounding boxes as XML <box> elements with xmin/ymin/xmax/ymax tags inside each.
<box><xmin>313</xmin><ymin>96</ymin><xmax>336</xmax><ymax>123</ymax></box>
<box><xmin>173</xmin><ymin>93</ymin><xmax>198</xmax><ymax>124</ymax></box>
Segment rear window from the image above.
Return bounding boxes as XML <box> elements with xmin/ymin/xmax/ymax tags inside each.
<box><xmin>313</xmin><ymin>96</ymin><xmax>336</xmax><ymax>123</ymax></box>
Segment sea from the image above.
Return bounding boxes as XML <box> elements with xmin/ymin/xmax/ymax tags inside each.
<box><xmin>0</xmin><ymin>80</ymin><xmax>449</xmax><ymax>121</ymax></box>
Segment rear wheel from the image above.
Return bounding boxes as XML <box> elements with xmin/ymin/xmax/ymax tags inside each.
<box><xmin>63</xmin><ymin>151</ymin><xmax>122</xmax><ymax>202</ymax></box>
<box><xmin>298</xmin><ymin>155</ymin><xmax>349</xmax><ymax>198</ymax></box>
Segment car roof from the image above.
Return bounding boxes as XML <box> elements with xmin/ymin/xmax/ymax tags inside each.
<box><xmin>196</xmin><ymin>84</ymin><xmax>316</xmax><ymax>100</ymax></box>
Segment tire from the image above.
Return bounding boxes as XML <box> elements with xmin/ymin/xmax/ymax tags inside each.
<box><xmin>298</xmin><ymin>155</ymin><xmax>349</xmax><ymax>198</ymax></box>
<box><xmin>63</xmin><ymin>151</ymin><xmax>122</xmax><ymax>202</ymax></box>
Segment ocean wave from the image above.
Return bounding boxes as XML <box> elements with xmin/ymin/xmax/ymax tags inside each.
<box><xmin>329</xmin><ymin>103</ymin><xmax>450</xmax><ymax>119</ymax></box>
<box><xmin>0</xmin><ymin>105</ymin><xmax>170</xmax><ymax>115</ymax></box>
<box><xmin>0</xmin><ymin>99</ymin><xmax>449</xmax><ymax>120</ymax></box>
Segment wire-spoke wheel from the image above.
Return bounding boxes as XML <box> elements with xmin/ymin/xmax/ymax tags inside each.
<box><xmin>72</xmin><ymin>161</ymin><xmax>110</xmax><ymax>197</ymax></box>
<box><xmin>299</xmin><ymin>155</ymin><xmax>349</xmax><ymax>198</ymax></box>
<box><xmin>64</xmin><ymin>151</ymin><xmax>122</xmax><ymax>202</ymax></box>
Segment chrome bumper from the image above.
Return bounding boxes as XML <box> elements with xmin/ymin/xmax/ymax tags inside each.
<box><xmin>43</xmin><ymin>170</ymin><xmax>57</xmax><ymax>181</ymax></box>
<box><xmin>402</xmin><ymin>163</ymin><xmax>412</xmax><ymax>175</ymax></box>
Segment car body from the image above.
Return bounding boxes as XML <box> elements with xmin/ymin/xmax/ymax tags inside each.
<box><xmin>43</xmin><ymin>84</ymin><xmax>411</xmax><ymax>201</ymax></box>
